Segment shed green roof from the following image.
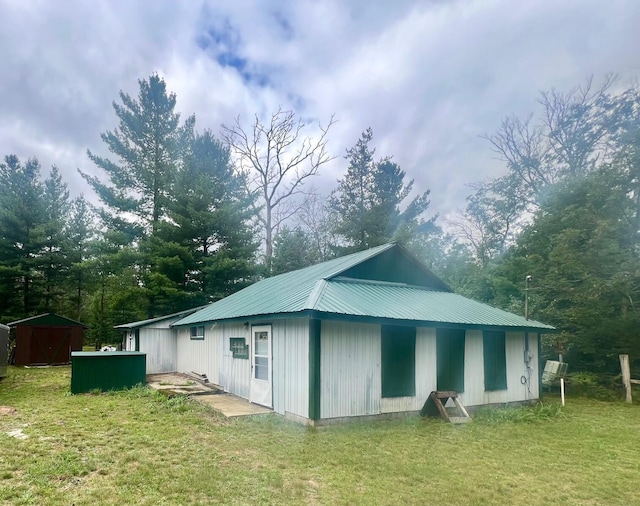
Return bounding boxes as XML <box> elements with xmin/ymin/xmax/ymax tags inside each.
<box><xmin>174</xmin><ymin>243</ymin><xmax>554</xmax><ymax>331</ymax></box>
<box><xmin>7</xmin><ymin>313</ymin><xmax>88</xmax><ymax>328</ymax></box>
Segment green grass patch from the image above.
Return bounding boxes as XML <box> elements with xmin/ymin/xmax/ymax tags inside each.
<box><xmin>2</xmin><ymin>366</ymin><xmax>640</xmax><ymax>505</ymax></box>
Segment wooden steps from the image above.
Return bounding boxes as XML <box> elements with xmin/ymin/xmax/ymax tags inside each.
<box><xmin>420</xmin><ymin>391</ymin><xmax>472</xmax><ymax>424</ymax></box>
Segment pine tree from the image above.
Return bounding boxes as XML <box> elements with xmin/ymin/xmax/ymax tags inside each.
<box><xmin>330</xmin><ymin>129</ymin><xmax>436</xmax><ymax>253</ymax></box>
<box><xmin>39</xmin><ymin>166</ymin><xmax>71</xmax><ymax>312</ymax></box>
<box><xmin>0</xmin><ymin>155</ymin><xmax>46</xmax><ymax>318</ymax></box>
<box><xmin>82</xmin><ymin>73</ymin><xmax>190</xmax><ymax>240</ymax></box>
<box><xmin>162</xmin><ymin>130</ymin><xmax>258</xmax><ymax>303</ymax></box>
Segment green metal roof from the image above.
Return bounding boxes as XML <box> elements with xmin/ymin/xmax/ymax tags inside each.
<box><xmin>314</xmin><ymin>279</ymin><xmax>553</xmax><ymax>330</ymax></box>
<box><xmin>114</xmin><ymin>307</ymin><xmax>205</xmax><ymax>330</ymax></box>
<box><xmin>7</xmin><ymin>313</ymin><xmax>88</xmax><ymax>328</ymax></box>
<box><xmin>174</xmin><ymin>243</ymin><xmax>554</xmax><ymax>331</ymax></box>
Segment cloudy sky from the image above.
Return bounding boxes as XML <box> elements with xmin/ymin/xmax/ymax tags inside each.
<box><xmin>1</xmin><ymin>0</ymin><xmax>639</xmax><ymax>223</ymax></box>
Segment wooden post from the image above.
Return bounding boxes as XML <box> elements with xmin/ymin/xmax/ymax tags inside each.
<box><xmin>620</xmin><ymin>354</ymin><xmax>632</xmax><ymax>403</ymax></box>
<box><xmin>559</xmin><ymin>348</ymin><xmax>565</xmax><ymax>406</ymax></box>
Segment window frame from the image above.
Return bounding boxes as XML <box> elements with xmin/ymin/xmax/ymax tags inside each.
<box><xmin>190</xmin><ymin>325</ymin><xmax>205</xmax><ymax>340</ymax></box>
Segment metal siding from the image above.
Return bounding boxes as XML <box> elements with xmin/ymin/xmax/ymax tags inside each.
<box><xmin>139</xmin><ymin>328</ymin><xmax>176</xmax><ymax>373</ymax></box>
<box><xmin>271</xmin><ymin>319</ymin><xmax>309</xmax><ymax>418</ymax></box>
<box><xmin>284</xmin><ymin>318</ymin><xmax>309</xmax><ymax>418</ymax></box>
<box><xmin>71</xmin><ymin>352</ymin><xmax>146</xmax><ymax>393</ymax></box>
<box><xmin>272</xmin><ymin>321</ymin><xmax>286</xmax><ymax>415</ymax></box>
<box><xmin>459</xmin><ymin>331</ymin><xmax>539</xmax><ymax>407</ymax></box>
<box><xmin>176</xmin><ymin>325</ymin><xmax>221</xmax><ymax>386</ymax></box>
<box><xmin>528</xmin><ymin>333</ymin><xmax>540</xmax><ymax>399</ymax></box>
<box><xmin>505</xmin><ymin>331</ymin><xmax>539</xmax><ymax>402</ymax></box>
<box><xmin>320</xmin><ymin>320</ymin><xmax>381</xmax><ymax>419</ymax></box>
<box><xmin>459</xmin><ymin>330</ymin><xmax>484</xmax><ymax>407</ymax></box>
<box><xmin>220</xmin><ymin>323</ymin><xmax>250</xmax><ymax>399</ymax></box>
<box><xmin>125</xmin><ymin>330</ymin><xmax>135</xmax><ymax>351</ymax></box>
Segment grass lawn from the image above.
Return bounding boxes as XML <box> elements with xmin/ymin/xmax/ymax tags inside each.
<box><xmin>1</xmin><ymin>366</ymin><xmax>640</xmax><ymax>505</ymax></box>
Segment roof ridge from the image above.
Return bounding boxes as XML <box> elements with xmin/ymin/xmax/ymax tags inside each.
<box><xmin>304</xmin><ymin>279</ymin><xmax>328</xmax><ymax>309</ymax></box>
<box><xmin>331</xmin><ymin>276</ymin><xmax>441</xmax><ymax>290</ymax></box>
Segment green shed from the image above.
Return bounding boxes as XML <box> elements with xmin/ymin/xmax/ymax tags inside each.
<box><xmin>71</xmin><ymin>351</ymin><xmax>146</xmax><ymax>393</ymax></box>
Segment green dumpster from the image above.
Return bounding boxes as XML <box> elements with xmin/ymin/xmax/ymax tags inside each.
<box><xmin>71</xmin><ymin>351</ymin><xmax>146</xmax><ymax>393</ymax></box>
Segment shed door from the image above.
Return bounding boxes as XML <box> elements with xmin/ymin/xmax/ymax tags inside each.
<box><xmin>250</xmin><ymin>325</ymin><xmax>272</xmax><ymax>408</ymax></box>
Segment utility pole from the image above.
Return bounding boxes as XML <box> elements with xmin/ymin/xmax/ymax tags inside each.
<box><xmin>525</xmin><ymin>275</ymin><xmax>531</xmax><ymax>320</ymax></box>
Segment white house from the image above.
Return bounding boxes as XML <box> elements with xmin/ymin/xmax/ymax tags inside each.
<box><xmin>165</xmin><ymin>243</ymin><xmax>554</xmax><ymax>425</ymax></box>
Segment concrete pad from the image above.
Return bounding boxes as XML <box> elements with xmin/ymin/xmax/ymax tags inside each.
<box><xmin>194</xmin><ymin>393</ymin><xmax>272</xmax><ymax>417</ymax></box>
<box><xmin>146</xmin><ymin>373</ymin><xmax>271</xmax><ymax>417</ymax></box>
<box><xmin>146</xmin><ymin>372</ymin><xmax>218</xmax><ymax>395</ymax></box>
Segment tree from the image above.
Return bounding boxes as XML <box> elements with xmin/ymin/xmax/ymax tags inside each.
<box><xmin>271</xmin><ymin>226</ymin><xmax>319</xmax><ymax>275</ymax></box>
<box><xmin>0</xmin><ymin>155</ymin><xmax>46</xmax><ymax>318</ymax></box>
<box><xmin>39</xmin><ymin>166</ymin><xmax>71</xmax><ymax>312</ymax></box>
<box><xmin>330</xmin><ymin>128</ymin><xmax>436</xmax><ymax>253</ymax></box>
<box><xmin>82</xmin><ymin>73</ymin><xmax>191</xmax><ymax>240</ymax></box>
<box><xmin>494</xmin><ymin>168</ymin><xmax>640</xmax><ymax>373</ymax></box>
<box><xmin>295</xmin><ymin>192</ymin><xmax>337</xmax><ymax>262</ymax></box>
<box><xmin>64</xmin><ymin>195</ymin><xmax>95</xmax><ymax>321</ymax></box>
<box><xmin>221</xmin><ymin>108</ymin><xmax>335</xmax><ymax>272</ymax></box>
<box><xmin>161</xmin><ymin>129</ymin><xmax>258</xmax><ymax>304</ymax></box>
<box><xmin>459</xmin><ymin>75</ymin><xmax>624</xmax><ymax>265</ymax></box>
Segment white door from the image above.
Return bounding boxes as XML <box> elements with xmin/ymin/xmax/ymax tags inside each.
<box><xmin>250</xmin><ymin>325</ymin><xmax>272</xmax><ymax>408</ymax></box>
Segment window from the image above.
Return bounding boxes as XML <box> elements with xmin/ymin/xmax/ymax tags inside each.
<box><xmin>437</xmin><ymin>328</ymin><xmax>465</xmax><ymax>392</ymax></box>
<box><xmin>381</xmin><ymin>325</ymin><xmax>416</xmax><ymax>398</ymax></box>
<box><xmin>483</xmin><ymin>331</ymin><xmax>507</xmax><ymax>391</ymax></box>
<box><xmin>190</xmin><ymin>326</ymin><xmax>205</xmax><ymax>340</ymax></box>
<box><xmin>230</xmin><ymin>337</ymin><xmax>249</xmax><ymax>359</ymax></box>
<box><xmin>253</xmin><ymin>331</ymin><xmax>269</xmax><ymax>380</ymax></box>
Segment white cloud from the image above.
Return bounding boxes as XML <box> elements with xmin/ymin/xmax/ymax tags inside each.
<box><xmin>0</xmin><ymin>0</ymin><xmax>638</xmax><ymax>222</ymax></box>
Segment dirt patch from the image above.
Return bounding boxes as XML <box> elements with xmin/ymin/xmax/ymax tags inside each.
<box><xmin>0</xmin><ymin>406</ymin><xmax>17</xmax><ymax>416</ymax></box>
<box><xmin>7</xmin><ymin>427</ymin><xmax>28</xmax><ymax>439</ymax></box>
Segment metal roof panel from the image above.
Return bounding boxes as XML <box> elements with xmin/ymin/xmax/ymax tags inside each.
<box><xmin>315</xmin><ymin>280</ymin><xmax>554</xmax><ymax>329</ymax></box>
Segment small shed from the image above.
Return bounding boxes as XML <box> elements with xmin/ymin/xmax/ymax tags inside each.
<box><xmin>8</xmin><ymin>313</ymin><xmax>86</xmax><ymax>366</ymax></box>
<box><xmin>0</xmin><ymin>323</ymin><xmax>8</xmax><ymax>377</ymax></box>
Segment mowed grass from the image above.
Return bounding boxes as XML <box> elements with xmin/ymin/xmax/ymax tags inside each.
<box><xmin>1</xmin><ymin>367</ymin><xmax>640</xmax><ymax>505</ymax></box>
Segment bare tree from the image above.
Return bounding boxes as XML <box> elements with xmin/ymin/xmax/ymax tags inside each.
<box><xmin>539</xmin><ymin>74</ymin><xmax>617</xmax><ymax>176</ymax></box>
<box><xmin>483</xmin><ymin>114</ymin><xmax>553</xmax><ymax>198</ymax></box>
<box><xmin>296</xmin><ymin>191</ymin><xmax>338</xmax><ymax>262</ymax></box>
<box><xmin>221</xmin><ymin>108</ymin><xmax>335</xmax><ymax>271</ymax></box>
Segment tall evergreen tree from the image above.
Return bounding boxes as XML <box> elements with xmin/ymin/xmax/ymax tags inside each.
<box><xmin>0</xmin><ymin>155</ymin><xmax>46</xmax><ymax>318</ymax></box>
<box><xmin>64</xmin><ymin>195</ymin><xmax>95</xmax><ymax>321</ymax></box>
<box><xmin>82</xmin><ymin>73</ymin><xmax>190</xmax><ymax>240</ymax></box>
<box><xmin>162</xmin><ymin>129</ymin><xmax>257</xmax><ymax>304</ymax></box>
<box><xmin>39</xmin><ymin>166</ymin><xmax>71</xmax><ymax>312</ymax></box>
<box><xmin>330</xmin><ymin>128</ymin><xmax>436</xmax><ymax>253</ymax></box>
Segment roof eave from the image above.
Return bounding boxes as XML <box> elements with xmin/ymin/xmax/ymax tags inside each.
<box><xmin>173</xmin><ymin>308</ymin><xmax>555</xmax><ymax>333</ymax></box>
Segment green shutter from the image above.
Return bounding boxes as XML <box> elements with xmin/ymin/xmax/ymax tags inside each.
<box><xmin>436</xmin><ymin>328</ymin><xmax>465</xmax><ymax>392</ymax></box>
<box><xmin>308</xmin><ymin>319</ymin><xmax>321</xmax><ymax>421</ymax></box>
<box><xmin>381</xmin><ymin>325</ymin><xmax>416</xmax><ymax>398</ymax></box>
<box><xmin>483</xmin><ymin>331</ymin><xmax>507</xmax><ymax>391</ymax></box>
